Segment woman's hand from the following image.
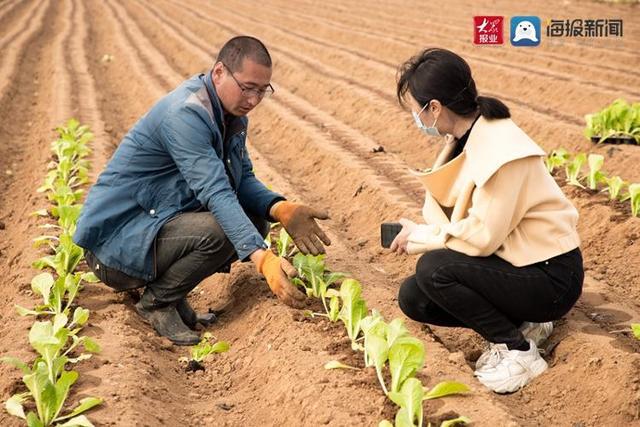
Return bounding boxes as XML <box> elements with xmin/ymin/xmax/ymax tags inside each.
<box><xmin>390</xmin><ymin>218</ymin><xmax>417</xmax><ymax>254</ymax></box>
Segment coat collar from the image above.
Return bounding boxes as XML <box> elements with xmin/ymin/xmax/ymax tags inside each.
<box><xmin>464</xmin><ymin>116</ymin><xmax>546</xmax><ymax>187</ymax></box>
<box><xmin>202</xmin><ymin>71</ymin><xmax>248</xmax><ymax>137</ymax></box>
<box><xmin>414</xmin><ymin>117</ymin><xmax>546</xmax><ymax>203</ymax></box>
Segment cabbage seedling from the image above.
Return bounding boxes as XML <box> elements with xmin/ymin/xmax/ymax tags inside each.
<box><xmin>180</xmin><ymin>332</ymin><xmax>230</xmax><ymax>372</ymax></box>
<box><xmin>388</xmin><ymin>336</ymin><xmax>424</xmax><ymax>393</ymax></box>
<box><xmin>632</xmin><ymin>324</ymin><xmax>640</xmax><ymax>340</ymax></box>
<box><xmin>544</xmin><ymin>148</ymin><xmax>570</xmax><ymax>173</ymax></box>
<box><xmin>338</xmin><ymin>279</ymin><xmax>368</xmax><ymax>351</ymax></box>
<box><xmin>565</xmin><ymin>153</ymin><xmax>586</xmax><ymax>188</ymax></box>
<box><xmin>603</xmin><ymin>176</ymin><xmax>626</xmax><ymax>200</ymax></box>
<box><xmin>627</xmin><ymin>183</ymin><xmax>640</xmax><ymax>217</ymax></box>
<box><xmin>387</xmin><ymin>378</ymin><xmax>424</xmax><ymax>427</ymax></box>
<box><xmin>587</xmin><ymin>154</ymin><xmax>605</xmax><ymax>190</ymax></box>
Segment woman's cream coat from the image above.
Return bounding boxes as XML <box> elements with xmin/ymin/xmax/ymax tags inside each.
<box><xmin>407</xmin><ymin>116</ymin><xmax>580</xmax><ymax>267</ymax></box>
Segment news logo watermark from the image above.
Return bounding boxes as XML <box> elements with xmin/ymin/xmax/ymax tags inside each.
<box><xmin>473</xmin><ymin>16</ymin><xmax>504</xmax><ymax>45</ymax></box>
<box><xmin>473</xmin><ymin>16</ymin><xmax>624</xmax><ymax>46</ymax></box>
<box><xmin>510</xmin><ymin>16</ymin><xmax>541</xmax><ymax>47</ymax></box>
<box><xmin>546</xmin><ymin>19</ymin><xmax>623</xmax><ymax>38</ymax></box>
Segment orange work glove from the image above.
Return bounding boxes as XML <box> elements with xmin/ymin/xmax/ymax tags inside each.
<box><xmin>257</xmin><ymin>251</ymin><xmax>306</xmax><ymax>308</ymax></box>
<box><xmin>272</xmin><ymin>201</ymin><xmax>331</xmax><ymax>255</ymax></box>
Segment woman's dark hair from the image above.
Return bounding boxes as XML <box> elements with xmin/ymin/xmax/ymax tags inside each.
<box><xmin>396</xmin><ymin>48</ymin><xmax>510</xmax><ymax>120</ymax></box>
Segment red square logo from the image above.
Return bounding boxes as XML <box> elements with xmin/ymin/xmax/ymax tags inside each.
<box><xmin>473</xmin><ymin>16</ymin><xmax>504</xmax><ymax>45</ymax></box>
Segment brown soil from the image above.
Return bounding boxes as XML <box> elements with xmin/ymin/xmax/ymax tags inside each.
<box><xmin>0</xmin><ymin>0</ymin><xmax>639</xmax><ymax>426</ymax></box>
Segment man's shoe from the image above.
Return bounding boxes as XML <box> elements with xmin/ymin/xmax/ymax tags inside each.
<box><xmin>519</xmin><ymin>321</ymin><xmax>553</xmax><ymax>347</ymax></box>
<box><xmin>176</xmin><ymin>298</ymin><xmax>217</xmax><ymax>330</ymax></box>
<box><xmin>135</xmin><ymin>301</ymin><xmax>200</xmax><ymax>346</ymax></box>
<box><xmin>474</xmin><ymin>339</ymin><xmax>548</xmax><ymax>393</ymax></box>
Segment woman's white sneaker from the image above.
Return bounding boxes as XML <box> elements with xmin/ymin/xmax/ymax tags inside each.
<box><xmin>519</xmin><ymin>321</ymin><xmax>553</xmax><ymax>347</ymax></box>
<box><xmin>475</xmin><ymin>322</ymin><xmax>552</xmax><ymax>371</ymax></box>
<box><xmin>474</xmin><ymin>339</ymin><xmax>548</xmax><ymax>393</ymax></box>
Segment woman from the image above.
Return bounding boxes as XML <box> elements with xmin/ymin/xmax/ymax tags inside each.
<box><xmin>391</xmin><ymin>48</ymin><xmax>583</xmax><ymax>393</ymax></box>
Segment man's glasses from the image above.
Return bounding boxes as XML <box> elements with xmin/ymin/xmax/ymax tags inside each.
<box><xmin>222</xmin><ymin>63</ymin><xmax>274</xmax><ymax>99</ymax></box>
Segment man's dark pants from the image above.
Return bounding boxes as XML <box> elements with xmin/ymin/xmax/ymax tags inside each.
<box><xmin>85</xmin><ymin>211</ymin><xmax>270</xmax><ymax>306</ymax></box>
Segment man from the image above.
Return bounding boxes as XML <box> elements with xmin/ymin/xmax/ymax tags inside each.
<box><xmin>74</xmin><ymin>36</ymin><xmax>331</xmax><ymax>345</ymax></box>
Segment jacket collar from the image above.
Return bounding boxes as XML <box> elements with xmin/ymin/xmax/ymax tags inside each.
<box><xmin>202</xmin><ymin>71</ymin><xmax>248</xmax><ymax>138</ymax></box>
<box><xmin>464</xmin><ymin>117</ymin><xmax>545</xmax><ymax>187</ymax></box>
<box><xmin>415</xmin><ymin>117</ymin><xmax>546</xmax><ymax>200</ymax></box>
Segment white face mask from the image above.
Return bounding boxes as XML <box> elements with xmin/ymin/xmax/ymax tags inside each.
<box><xmin>412</xmin><ymin>101</ymin><xmax>441</xmax><ymax>137</ymax></box>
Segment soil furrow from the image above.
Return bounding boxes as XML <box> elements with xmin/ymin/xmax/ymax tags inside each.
<box><xmin>302</xmin><ymin>0</ymin><xmax>640</xmax><ymax>57</ymax></box>
<box><xmin>0</xmin><ymin>0</ymin><xmax>32</xmax><ymax>42</ymax></box>
<box><xmin>0</xmin><ymin>0</ymin><xmax>49</xmax><ymax>99</ymax></box>
<box><xmin>50</xmin><ymin>0</ymin><xmax>74</xmax><ymax>125</ymax></box>
<box><xmin>230</xmin><ymin>0</ymin><xmax>640</xmax><ymax>97</ymax></box>
<box><xmin>205</xmin><ymin>0</ymin><xmax>629</xmax><ymax>126</ymax></box>
<box><xmin>177</xmin><ymin>0</ymin><xmax>640</xmax><ymax>184</ymax></box>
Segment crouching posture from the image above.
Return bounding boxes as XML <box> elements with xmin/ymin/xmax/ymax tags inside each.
<box><xmin>73</xmin><ymin>36</ymin><xmax>330</xmax><ymax>345</ymax></box>
<box><xmin>391</xmin><ymin>48</ymin><xmax>583</xmax><ymax>393</ymax></box>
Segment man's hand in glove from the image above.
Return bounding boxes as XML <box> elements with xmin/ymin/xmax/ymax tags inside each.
<box><xmin>253</xmin><ymin>250</ymin><xmax>306</xmax><ymax>308</ymax></box>
<box><xmin>270</xmin><ymin>201</ymin><xmax>331</xmax><ymax>255</ymax></box>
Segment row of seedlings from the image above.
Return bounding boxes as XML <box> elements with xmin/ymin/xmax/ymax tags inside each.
<box><xmin>2</xmin><ymin>120</ymin><xmax>103</xmax><ymax>426</ymax></box>
<box><xmin>546</xmin><ymin>149</ymin><xmax>640</xmax><ymax>339</ymax></box>
<box><xmin>269</xmin><ymin>227</ymin><xmax>471</xmax><ymax>427</ymax></box>
<box><xmin>546</xmin><ymin>149</ymin><xmax>640</xmax><ymax>217</ymax></box>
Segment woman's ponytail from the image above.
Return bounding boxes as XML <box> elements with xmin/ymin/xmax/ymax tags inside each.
<box><xmin>476</xmin><ymin>96</ymin><xmax>510</xmax><ymax>120</ymax></box>
<box><xmin>397</xmin><ymin>48</ymin><xmax>511</xmax><ymax>121</ymax></box>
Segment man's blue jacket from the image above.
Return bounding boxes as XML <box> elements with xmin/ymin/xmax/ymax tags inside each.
<box><xmin>73</xmin><ymin>71</ymin><xmax>282</xmax><ymax>281</ymax></box>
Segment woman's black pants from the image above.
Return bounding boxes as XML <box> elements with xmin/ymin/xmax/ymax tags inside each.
<box><xmin>398</xmin><ymin>248</ymin><xmax>583</xmax><ymax>350</ymax></box>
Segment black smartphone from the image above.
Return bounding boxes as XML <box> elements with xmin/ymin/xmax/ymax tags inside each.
<box><xmin>380</xmin><ymin>222</ymin><xmax>403</xmax><ymax>248</ymax></box>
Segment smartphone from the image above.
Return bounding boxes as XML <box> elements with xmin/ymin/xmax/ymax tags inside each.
<box><xmin>380</xmin><ymin>222</ymin><xmax>403</xmax><ymax>248</ymax></box>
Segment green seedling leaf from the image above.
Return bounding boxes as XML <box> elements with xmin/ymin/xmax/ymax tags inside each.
<box><xmin>72</xmin><ymin>307</ymin><xmax>90</xmax><ymax>327</ymax></box>
<box><xmin>190</xmin><ymin>333</ymin><xmax>229</xmax><ymax>363</ymax></box>
<box><xmin>365</xmin><ymin>329</ymin><xmax>390</xmax><ymax>394</ymax></box>
<box><xmin>324</xmin><ymin>360</ymin><xmax>359</xmax><ymax>370</ymax></box>
<box><xmin>276</xmin><ymin>228</ymin><xmax>294</xmax><ymax>258</ymax></box>
<box><xmin>31</xmin><ymin>273</ymin><xmax>55</xmax><ymax>304</ymax></box>
<box><xmin>5</xmin><ymin>393</ymin><xmax>28</xmax><ymax>419</ymax></box>
<box><xmin>26</xmin><ymin>411</ymin><xmax>44</xmax><ymax>427</ymax></box>
<box><xmin>56</xmin><ymin>414</ymin><xmax>95</xmax><ymax>427</ymax></box>
<box><xmin>53</xmin><ymin>397</ymin><xmax>102</xmax><ymax>423</ymax></box>
<box><xmin>394</xmin><ymin>407</ymin><xmax>414</xmax><ymax>427</ymax></box>
<box><xmin>629</xmin><ymin>183</ymin><xmax>640</xmax><ymax>217</ymax></box>
<box><xmin>544</xmin><ymin>148</ymin><xmax>570</xmax><ymax>173</ymax></box>
<box><xmin>632</xmin><ymin>323</ymin><xmax>640</xmax><ymax>340</ymax></box>
<box><xmin>440</xmin><ymin>416</ymin><xmax>471</xmax><ymax>427</ymax></box>
<box><xmin>328</xmin><ymin>295</ymin><xmax>341</xmax><ymax>322</ymax></box>
<box><xmin>387</xmin><ymin>318</ymin><xmax>410</xmax><ymax>348</ymax></box>
<box><xmin>389</xmin><ymin>336</ymin><xmax>425</xmax><ymax>393</ymax></box>
<box><xmin>604</xmin><ymin>176</ymin><xmax>626</xmax><ymax>200</ymax></box>
<box><xmin>80</xmin><ymin>272</ymin><xmax>100</xmax><ymax>283</ymax></box>
<box><xmin>2</xmin><ymin>356</ymin><xmax>31</xmax><ymax>374</ymax></box>
<box><xmin>338</xmin><ymin>279</ymin><xmax>368</xmax><ymax>349</ymax></box>
<box><xmin>379</xmin><ymin>421</ymin><xmax>394</xmax><ymax>427</ymax></box>
<box><xmin>423</xmin><ymin>381</ymin><xmax>470</xmax><ymax>400</ymax></box>
<box><xmin>388</xmin><ymin>378</ymin><xmax>424</xmax><ymax>427</ymax></box>
<box><xmin>15</xmin><ymin>305</ymin><xmax>49</xmax><ymax>317</ymax></box>
<box><xmin>585</xmin><ymin>98</ymin><xmax>640</xmax><ymax>144</ymax></box>
<box><xmin>50</xmin><ymin>370</ymin><xmax>79</xmax><ymax>423</ymax></box>
<box><xmin>587</xmin><ymin>154</ymin><xmax>605</xmax><ymax>190</ymax></box>
<box><xmin>82</xmin><ymin>337</ymin><xmax>101</xmax><ymax>353</ymax></box>
<box><xmin>565</xmin><ymin>153</ymin><xmax>586</xmax><ymax>188</ymax></box>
